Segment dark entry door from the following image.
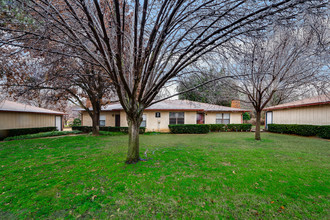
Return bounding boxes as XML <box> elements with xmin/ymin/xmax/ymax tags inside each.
<box><xmin>115</xmin><ymin>114</ymin><xmax>120</xmax><ymax>127</ymax></box>
<box><xmin>196</xmin><ymin>113</ymin><xmax>205</xmax><ymax>124</ymax></box>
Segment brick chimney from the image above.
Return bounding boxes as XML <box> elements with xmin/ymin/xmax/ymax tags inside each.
<box><xmin>231</xmin><ymin>100</ymin><xmax>240</xmax><ymax>108</ymax></box>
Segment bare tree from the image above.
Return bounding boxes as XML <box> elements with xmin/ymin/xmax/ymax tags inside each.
<box><xmin>1</xmin><ymin>0</ymin><xmax>326</xmax><ymax>163</ymax></box>
<box><xmin>224</xmin><ymin>22</ymin><xmax>329</xmax><ymax>140</ymax></box>
<box><xmin>0</xmin><ymin>49</ymin><xmax>114</xmax><ymax>135</ymax></box>
<box><xmin>0</xmin><ymin>46</ymin><xmax>69</xmax><ymax>112</ymax></box>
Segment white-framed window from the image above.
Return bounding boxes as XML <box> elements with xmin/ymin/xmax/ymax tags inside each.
<box><xmin>169</xmin><ymin>112</ymin><xmax>184</xmax><ymax>125</ymax></box>
<box><xmin>100</xmin><ymin>115</ymin><xmax>106</xmax><ymax>127</ymax></box>
<box><xmin>223</xmin><ymin>113</ymin><xmax>230</xmax><ymax>124</ymax></box>
<box><xmin>216</xmin><ymin>113</ymin><xmax>230</xmax><ymax>124</ymax></box>
<box><xmin>140</xmin><ymin>114</ymin><xmax>147</xmax><ymax>127</ymax></box>
<box><xmin>216</xmin><ymin>114</ymin><xmax>222</xmax><ymax>124</ymax></box>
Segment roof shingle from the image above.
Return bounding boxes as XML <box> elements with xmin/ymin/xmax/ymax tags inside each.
<box><xmin>0</xmin><ymin>100</ymin><xmax>65</xmax><ymax>115</ymax></box>
<box><xmin>264</xmin><ymin>94</ymin><xmax>330</xmax><ymax>111</ymax></box>
<box><xmin>90</xmin><ymin>99</ymin><xmax>249</xmax><ymax>112</ymax></box>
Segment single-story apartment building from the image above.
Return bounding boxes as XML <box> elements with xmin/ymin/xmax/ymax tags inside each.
<box><xmin>264</xmin><ymin>94</ymin><xmax>330</xmax><ymax>129</ymax></box>
<box><xmin>0</xmin><ymin>100</ymin><xmax>65</xmax><ymax>131</ymax></box>
<box><xmin>80</xmin><ymin>99</ymin><xmax>249</xmax><ymax>132</ymax></box>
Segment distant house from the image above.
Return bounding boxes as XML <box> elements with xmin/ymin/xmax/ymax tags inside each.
<box><xmin>0</xmin><ymin>100</ymin><xmax>65</xmax><ymax>131</ymax></box>
<box><xmin>80</xmin><ymin>99</ymin><xmax>249</xmax><ymax>132</ymax></box>
<box><xmin>264</xmin><ymin>95</ymin><xmax>330</xmax><ymax>129</ymax></box>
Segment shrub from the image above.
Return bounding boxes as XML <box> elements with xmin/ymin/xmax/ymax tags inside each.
<box><xmin>169</xmin><ymin>124</ymin><xmax>210</xmax><ymax>134</ymax></box>
<box><xmin>226</xmin><ymin>124</ymin><xmax>252</xmax><ymax>132</ymax></box>
<box><xmin>268</xmin><ymin>124</ymin><xmax>316</xmax><ymax>136</ymax></box>
<box><xmin>0</xmin><ymin>127</ymin><xmax>57</xmax><ymax>141</ymax></box>
<box><xmin>72</xmin><ymin>126</ymin><xmax>145</xmax><ymax>134</ymax></box>
<box><xmin>268</xmin><ymin>124</ymin><xmax>330</xmax><ymax>139</ymax></box>
<box><xmin>72</xmin><ymin>118</ymin><xmax>81</xmax><ymax>126</ymax></box>
<box><xmin>72</xmin><ymin>126</ymin><xmax>93</xmax><ymax>133</ymax></box>
<box><xmin>100</xmin><ymin>127</ymin><xmax>126</xmax><ymax>132</ymax></box>
<box><xmin>240</xmin><ymin>123</ymin><xmax>253</xmax><ymax>131</ymax></box>
<box><xmin>268</xmin><ymin>124</ymin><xmax>284</xmax><ymax>133</ymax></box>
<box><xmin>209</xmin><ymin>124</ymin><xmax>225</xmax><ymax>132</ymax></box>
<box><xmin>4</xmin><ymin>130</ymin><xmax>82</xmax><ymax>141</ymax></box>
<box><xmin>317</xmin><ymin>126</ymin><xmax>330</xmax><ymax>139</ymax></box>
<box><xmin>243</xmin><ymin>112</ymin><xmax>251</xmax><ymax>121</ymax></box>
<box><xmin>100</xmin><ymin>126</ymin><xmax>145</xmax><ymax>134</ymax></box>
<box><xmin>292</xmin><ymin>125</ymin><xmax>319</xmax><ymax>136</ymax></box>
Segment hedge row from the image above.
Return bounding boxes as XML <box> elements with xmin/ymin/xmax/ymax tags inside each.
<box><xmin>318</xmin><ymin>126</ymin><xmax>330</xmax><ymax>139</ymax></box>
<box><xmin>209</xmin><ymin>124</ymin><xmax>226</xmax><ymax>132</ymax></box>
<box><xmin>0</xmin><ymin>127</ymin><xmax>57</xmax><ymax>141</ymax></box>
<box><xmin>169</xmin><ymin>124</ymin><xmax>210</xmax><ymax>134</ymax></box>
<box><xmin>72</xmin><ymin>126</ymin><xmax>93</xmax><ymax>133</ymax></box>
<box><xmin>227</xmin><ymin>124</ymin><xmax>252</xmax><ymax>132</ymax></box>
<box><xmin>169</xmin><ymin>124</ymin><xmax>253</xmax><ymax>134</ymax></box>
<box><xmin>268</xmin><ymin>124</ymin><xmax>330</xmax><ymax>139</ymax></box>
<box><xmin>72</xmin><ymin>126</ymin><xmax>146</xmax><ymax>134</ymax></box>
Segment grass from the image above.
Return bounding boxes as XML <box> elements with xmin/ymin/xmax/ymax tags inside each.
<box><xmin>3</xmin><ymin>130</ymin><xmax>82</xmax><ymax>141</ymax></box>
<box><xmin>94</xmin><ymin>131</ymin><xmax>126</xmax><ymax>136</ymax></box>
<box><xmin>0</xmin><ymin>132</ymin><xmax>329</xmax><ymax>219</ymax></box>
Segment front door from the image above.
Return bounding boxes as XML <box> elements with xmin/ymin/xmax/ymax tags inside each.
<box><xmin>55</xmin><ymin>116</ymin><xmax>62</xmax><ymax>131</ymax></box>
<box><xmin>115</xmin><ymin>114</ymin><xmax>120</xmax><ymax>127</ymax></box>
<box><xmin>196</xmin><ymin>113</ymin><xmax>205</xmax><ymax>124</ymax></box>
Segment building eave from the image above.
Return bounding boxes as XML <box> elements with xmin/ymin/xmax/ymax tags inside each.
<box><xmin>79</xmin><ymin>109</ymin><xmax>250</xmax><ymax>113</ymax></box>
<box><xmin>0</xmin><ymin>110</ymin><xmax>66</xmax><ymax>115</ymax></box>
<box><xmin>264</xmin><ymin>101</ymin><xmax>330</xmax><ymax>111</ymax></box>
<box><xmin>204</xmin><ymin>109</ymin><xmax>251</xmax><ymax>113</ymax></box>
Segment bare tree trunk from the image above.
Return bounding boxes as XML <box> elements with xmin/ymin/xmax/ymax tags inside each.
<box><xmin>255</xmin><ymin>111</ymin><xmax>261</xmax><ymax>140</ymax></box>
<box><xmin>126</xmin><ymin>115</ymin><xmax>141</xmax><ymax>164</ymax></box>
<box><xmin>92</xmin><ymin>110</ymin><xmax>100</xmax><ymax>136</ymax></box>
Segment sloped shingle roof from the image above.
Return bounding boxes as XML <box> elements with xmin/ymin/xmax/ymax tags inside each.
<box><xmin>264</xmin><ymin>94</ymin><xmax>330</xmax><ymax>111</ymax></box>
<box><xmin>0</xmin><ymin>100</ymin><xmax>65</xmax><ymax>115</ymax></box>
<box><xmin>95</xmin><ymin>99</ymin><xmax>249</xmax><ymax>112</ymax></box>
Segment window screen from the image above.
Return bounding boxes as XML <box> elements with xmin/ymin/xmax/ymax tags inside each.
<box><xmin>169</xmin><ymin>112</ymin><xmax>184</xmax><ymax>125</ymax></box>
<box><xmin>216</xmin><ymin>113</ymin><xmax>223</xmax><ymax>124</ymax></box>
<box><xmin>216</xmin><ymin>113</ymin><xmax>230</xmax><ymax>124</ymax></box>
<box><xmin>223</xmin><ymin>113</ymin><xmax>230</xmax><ymax>124</ymax></box>
<box><xmin>100</xmin><ymin>115</ymin><xmax>106</xmax><ymax>127</ymax></box>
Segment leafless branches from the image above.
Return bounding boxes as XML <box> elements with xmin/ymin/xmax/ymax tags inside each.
<box><xmin>1</xmin><ymin>0</ymin><xmax>327</xmax><ymax>162</ymax></box>
<box><xmin>221</xmin><ymin>19</ymin><xmax>329</xmax><ymax>139</ymax></box>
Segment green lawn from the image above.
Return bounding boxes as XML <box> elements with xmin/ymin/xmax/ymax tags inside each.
<box><xmin>0</xmin><ymin>133</ymin><xmax>329</xmax><ymax>219</ymax></box>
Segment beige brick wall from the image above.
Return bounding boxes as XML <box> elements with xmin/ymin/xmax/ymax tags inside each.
<box><xmin>272</xmin><ymin>104</ymin><xmax>330</xmax><ymax>125</ymax></box>
<box><xmin>230</xmin><ymin>113</ymin><xmax>242</xmax><ymax>124</ymax></box>
<box><xmin>82</xmin><ymin>110</ymin><xmax>243</xmax><ymax>132</ymax></box>
<box><xmin>0</xmin><ymin>112</ymin><xmax>56</xmax><ymax>130</ymax></box>
<box><xmin>82</xmin><ymin>111</ymin><xmax>117</xmax><ymax>126</ymax></box>
<box><xmin>106</xmin><ymin>112</ymin><xmax>116</xmax><ymax>126</ymax></box>
<box><xmin>144</xmin><ymin>111</ymin><xmax>197</xmax><ymax>132</ymax></box>
<box><xmin>82</xmin><ymin>112</ymin><xmax>92</xmax><ymax>126</ymax></box>
<box><xmin>120</xmin><ymin>111</ymin><xmax>128</xmax><ymax>127</ymax></box>
<box><xmin>145</xmin><ymin>111</ymin><xmax>169</xmax><ymax>132</ymax></box>
<box><xmin>185</xmin><ymin>112</ymin><xmax>197</xmax><ymax>124</ymax></box>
